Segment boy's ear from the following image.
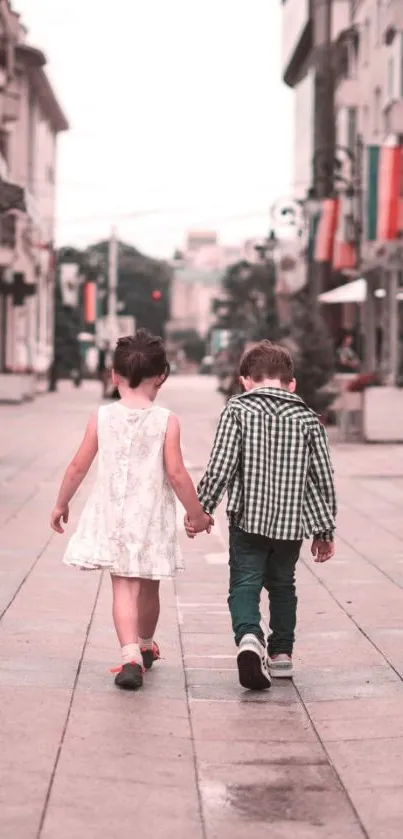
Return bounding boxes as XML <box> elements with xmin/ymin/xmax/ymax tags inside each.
<box><xmin>239</xmin><ymin>375</ymin><xmax>253</xmax><ymax>392</ymax></box>
<box><xmin>111</xmin><ymin>370</ymin><xmax>119</xmax><ymax>386</ymax></box>
<box><xmin>288</xmin><ymin>378</ymin><xmax>297</xmax><ymax>393</ymax></box>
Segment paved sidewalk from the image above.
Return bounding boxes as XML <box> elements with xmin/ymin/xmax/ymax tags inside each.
<box><xmin>2</xmin><ymin>379</ymin><xmax>403</xmax><ymax>838</ymax></box>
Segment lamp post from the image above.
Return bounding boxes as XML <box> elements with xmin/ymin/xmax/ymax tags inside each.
<box><xmin>254</xmin><ymin>197</ymin><xmax>312</xmax><ymax>337</ymax></box>
<box><xmin>308</xmin><ymin>137</ymin><xmax>372</xmax><ymax>365</ymax></box>
<box><xmin>310</xmin><ymin>138</ymin><xmax>364</xmax><ymax>268</ymax></box>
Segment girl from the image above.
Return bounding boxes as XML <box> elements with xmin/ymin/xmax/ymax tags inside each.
<box><xmin>50</xmin><ymin>329</ymin><xmax>211</xmax><ymax>691</ymax></box>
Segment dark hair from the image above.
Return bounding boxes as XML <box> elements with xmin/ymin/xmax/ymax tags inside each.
<box><xmin>113</xmin><ymin>329</ymin><xmax>170</xmax><ymax>388</ymax></box>
<box><xmin>239</xmin><ymin>340</ymin><xmax>293</xmax><ymax>384</ymax></box>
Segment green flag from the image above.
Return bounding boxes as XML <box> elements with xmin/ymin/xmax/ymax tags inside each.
<box><xmin>367</xmin><ymin>145</ymin><xmax>380</xmax><ymax>242</ymax></box>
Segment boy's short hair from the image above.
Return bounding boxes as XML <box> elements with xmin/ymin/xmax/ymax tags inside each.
<box><xmin>239</xmin><ymin>340</ymin><xmax>294</xmax><ymax>384</ymax></box>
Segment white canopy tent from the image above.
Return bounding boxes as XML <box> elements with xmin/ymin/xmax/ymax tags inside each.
<box><xmin>319</xmin><ymin>278</ymin><xmax>403</xmax><ymax>304</ymax></box>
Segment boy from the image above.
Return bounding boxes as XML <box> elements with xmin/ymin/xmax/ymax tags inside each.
<box><xmin>186</xmin><ymin>341</ymin><xmax>336</xmax><ymax>691</ymax></box>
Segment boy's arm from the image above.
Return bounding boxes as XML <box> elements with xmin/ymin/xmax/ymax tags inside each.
<box><xmin>197</xmin><ymin>404</ymin><xmax>241</xmax><ymax>515</ymax></box>
<box><xmin>164</xmin><ymin>413</ymin><xmax>210</xmax><ymax>531</ymax></box>
<box><xmin>309</xmin><ymin>423</ymin><xmax>337</xmax><ymax>541</ymax></box>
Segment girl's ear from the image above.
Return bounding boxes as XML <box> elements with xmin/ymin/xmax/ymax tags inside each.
<box><xmin>111</xmin><ymin>370</ymin><xmax>119</xmax><ymax>386</ymax></box>
<box><xmin>155</xmin><ymin>374</ymin><xmax>166</xmax><ymax>389</ymax></box>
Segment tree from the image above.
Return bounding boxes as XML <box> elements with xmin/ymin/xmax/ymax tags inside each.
<box><xmin>212</xmin><ymin>255</ymin><xmax>335</xmax><ymax>413</ymax></box>
<box><xmin>86</xmin><ymin>240</ymin><xmax>172</xmax><ymax>337</ymax></box>
<box><xmin>213</xmin><ymin>257</ymin><xmax>281</xmax><ymax>399</ymax></box>
<box><xmin>169</xmin><ymin>328</ymin><xmax>206</xmax><ymax>363</ymax></box>
<box><xmin>290</xmin><ymin>289</ymin><xmax>335</xmax><ymax>414</ymax></box>
<box><xmin>216</xmin><ymin>259</ymin><xmax>280</xmax><ymax>341</ymax></box>
<box><xmin>50</xmin><ymin>247</ymin><xmax>84</xmax><ymax>389</ymax></box>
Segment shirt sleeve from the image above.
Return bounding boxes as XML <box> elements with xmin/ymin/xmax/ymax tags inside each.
<box><xmin>309</xmin><ymin>423</ymin><xmax>337</xmax><ymax>541</ymax></box>
<box><xmin>197</xmin><ymin>404</ymin><xmax>241</xmax><ymax>515</ymax></box>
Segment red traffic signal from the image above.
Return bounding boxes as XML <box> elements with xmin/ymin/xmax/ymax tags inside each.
<box><xmin>151</xmin><ymin>289</ymin><xmax>162</xmax><ymax>301</ymax></box>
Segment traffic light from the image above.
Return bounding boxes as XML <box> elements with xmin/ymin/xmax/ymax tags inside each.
<box><xmin>151</xmin><ymin>289</ymin><xmax>162</xmax><ymax>301</ymax></box>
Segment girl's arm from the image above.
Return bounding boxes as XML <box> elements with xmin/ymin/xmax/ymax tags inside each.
<box><xmin>163</xmin><ymin>413</ymin><xmax>211</xmax><ymax>532</ymax></box>
<box><xmin>50</xmin><ymin>412</ymin><xmax>98</xmax><ymax>533</ymax></box>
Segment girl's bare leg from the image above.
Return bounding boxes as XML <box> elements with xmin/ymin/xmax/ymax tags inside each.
<box><xmin>111</xmin><ymin>576</ymin><xmax>144</xmax><ymax>689</ymax></box>
<box><xmin>111</xmin><ymin>575</ymin><xmax>140</xmax><ymax>646</ymax></box>
<box><xmin>138</xmin><ymin>579</ymin><xmax>160</xmax><ymax>640</ymax></box>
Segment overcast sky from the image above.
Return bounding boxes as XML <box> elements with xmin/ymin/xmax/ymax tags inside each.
<box><xmin>15</xmin><ymin>0</ymin><xmax>293</xmax><ymax>258</ymax></box>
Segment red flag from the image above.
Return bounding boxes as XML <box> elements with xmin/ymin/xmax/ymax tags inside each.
<box><xmin>377</xmin><ymin>142</ymin><xmax>403</xmax><ymax>241</ymax></box>
<box><xmin>314</xmin><ymin>199</ymin><xmax>339</xmax><ymax>262</ymax></box>
<box><xmin>332</xmin><ymin>196</ymin><xmax>357</xmax><ymax>271</ymax></box>
<box><xmin>83</xmin><ymin>281</ymin><xmax>96</xmax><ymax>324</ymax></box>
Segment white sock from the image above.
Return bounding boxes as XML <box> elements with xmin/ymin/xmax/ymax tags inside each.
<box><xmin>121</xmin><ymin>643</ymin><xmax>141</xmax><ymax>665</ymax></box>
<box><xmin>139</xmin><ymin>636</ymin><xmax>153</xmax><ymax>650</ymax></box>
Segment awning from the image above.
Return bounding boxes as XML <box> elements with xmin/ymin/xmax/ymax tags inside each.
<box><xmin>319</xmin><ymin>278</ymin><xmax>366</xmax><ymax>304</ymax></box>
<box><xmin>319</xmin><ymin>278</ymin><xmax>403</xmax><ymax>304</ymax></box>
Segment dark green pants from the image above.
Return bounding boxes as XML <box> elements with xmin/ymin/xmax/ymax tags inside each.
<box><xmin>228</xmin><ymin>527</ymin><xmax>302</xmax><ymax>655</ymax></box>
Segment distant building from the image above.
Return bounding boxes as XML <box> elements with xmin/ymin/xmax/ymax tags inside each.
<box><xmin>0</xmin><ymin>0</ymin><xmax>68</xmax><ymax>401</ymax></box>
<box><xmin>167</xmin><ymin>231</ymin><xmax>261</xmax><ymax>340</ymax></box>
<box><xmin>168</xmin><ymin>267</ymin><xmax>223</xmax><ymax>338</ymax></box>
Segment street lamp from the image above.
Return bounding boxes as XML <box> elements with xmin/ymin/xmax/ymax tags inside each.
<box><xmin>255</xmin><ymin>196</ymin><xmax>312</xmax><ymax>262</ymax></box>
<box><xmin>270</xmin><ymin>196</ymin><xmax>309</xmax><ymax>239</ymax></box>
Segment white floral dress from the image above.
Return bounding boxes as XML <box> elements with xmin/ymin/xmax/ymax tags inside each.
<box><xmin>63</xmin><ymin>403</ymin><xmax>183</xmax><ymax>579</ymax></box>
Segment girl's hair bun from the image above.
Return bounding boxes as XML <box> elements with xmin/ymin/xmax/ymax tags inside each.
<box><xmin>113</xmin><ymin>329</ymin><xmax>170</xmax><ymax>388</ymax></box>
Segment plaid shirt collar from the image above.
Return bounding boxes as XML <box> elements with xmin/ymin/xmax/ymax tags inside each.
<box><xmin>234</xmin><ymin>386</ymin><xmax>315</xmax><ymax>412</ymax></box>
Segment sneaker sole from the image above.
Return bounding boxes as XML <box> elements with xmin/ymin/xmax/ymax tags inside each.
<box><xmin>114</xmin><ymin>672</ymin><xmax>144</xmax><ymax>690</ymax></box>
<box><xmin>115</xmin><ymin>678</ymin><xmax>143</xmax><ymax>690</ymax></box>
<box><xmin>237</xmin><ymin>649</ymin><xmax>271</xmax><ymax>691</ymax></box>
<box><xmin>269</xmin><ymin>667</ymin><xmax>294</xmax><ymax>680</ymax></box>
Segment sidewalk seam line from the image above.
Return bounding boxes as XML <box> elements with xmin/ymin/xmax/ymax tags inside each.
<box><xmin>337</xmin><ymin>529</ymin><xmax>403</xmax><ymax>591</ymax></box>
<box><xmin>301</xmin><ymin>553</ymin><xmax>403</xmax><ymax>682</ymax></box>
<box><xmin>173</xmin><ymin>577</ymin><xmax>208</xmax><ymax>839</ymax></box>
<box><xmin>297</xmin><ymin>554</ymin><xmax>395</xmax><ymax>839</ymax></box>
<box><xmin>36</xmin><ymin>571</ymin><xmax>103</xmax><ymax>839</ymax></box>
<box><xmin>0</xmin><ymin>534</ymin><xmax>53</xmax><ymax>622</ymax></box>
<box><xmin>294</xmin><ymin>680</ymin><xmax>370</xmax><ymax>839</ymax></box>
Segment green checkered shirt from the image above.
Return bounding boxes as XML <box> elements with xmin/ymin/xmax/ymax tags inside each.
<box><xmin>198</xmin><ymin>387</ymin><xmax>337</xmax><ymax>541</ymax></box>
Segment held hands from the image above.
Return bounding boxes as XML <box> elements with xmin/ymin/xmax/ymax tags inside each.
<box><xmin>50</xmin><ymin>505</ymin><xmax>69</xmax><ymax>534</ymax></box>
<box><xmin>311</xmin><ymin>538</ymin><xmax>335</xmax><ymax>563</ymax></box>
<box><xmin>184</xmin><ymin>512</ymin><xmax>214</xmax><ymax>539</ymax></box>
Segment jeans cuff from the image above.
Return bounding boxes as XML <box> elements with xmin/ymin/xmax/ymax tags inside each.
<box><xmin>268</xmin><ymin>644</ymin><xmax>293</xmax><ymax>656</ymax></box>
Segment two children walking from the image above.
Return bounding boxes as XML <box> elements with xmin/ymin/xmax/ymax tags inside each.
<box><xmin>51</xmin><ymin>330</ymin><xmax>336</xmax><ymax>692</ymax></box>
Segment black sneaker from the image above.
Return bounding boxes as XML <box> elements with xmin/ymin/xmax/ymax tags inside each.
<box><xmin>237</xmin><ymin>633</ymin><xmax>271</xmax><ymax>691</ymax></box>
<box><xmin>114</xmin><ymin>662</ymin><xmax>144</xmax><ymax>690</ymax></box>
<box><xmin>141</xmin><ymin>642</ymin><xmax>161</xmax><ymax>671</ymax></box>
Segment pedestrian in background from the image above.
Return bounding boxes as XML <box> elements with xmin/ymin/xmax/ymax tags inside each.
<box><xmin>97</xmin><ymin>342</ymin><xmax>109</xmax><ymax>398</ymax></box>
<box><xmin>186</xmin><ymin>341</ymin><xmax>337</xmax><ymax>691</ymax></box>
<box><xmin>336</xmin><ymin>333</ymin><xmax>361</xmax><ymax>374</ymax></box>
<box><xmin>50</xmin><ymin>329</ymin><xmax>212</xmax><ymax>691</ymax></box>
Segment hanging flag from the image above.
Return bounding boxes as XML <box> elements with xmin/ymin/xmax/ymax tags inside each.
<box><xmin>377</xmin><ymin>140</ymin><xmax>403</xmax><ymax>241</ymax></box>
<box><xmin>60</xmin><ymin>262</ymin><xmax>80</xmax><ymax>307</ymax></box>
<box><xmin>332</xmin><ymin>196</ymin><xmax>357</xmax><ymax>271</ymax></box>
<box><xmin>83</xmin><ymin>281</ymin><xmax>96</xmax><ymax>324</ymax></box>
<box><xmin>314</xmin><ymin>198</ymin><xmax>339</xmax><ymax>262</ymax></box>
<box><xmin>367</xmin><ymin>145</ymin><xmax>380</xmax><ymax>242</ymax></box>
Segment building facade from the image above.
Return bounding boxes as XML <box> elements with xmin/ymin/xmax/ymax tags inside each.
<box><xmin>282</xmin><ymin>0</ymin><xmax>403</xmax><ymax>245</ymax></box>
<box><xmin>0</xmin><ymin>0</ymin><xmax>68</xmax><ymax>400</ymax></box>
<box><xmin>282</xmin><ymin>0</ymin><xmax>403</xmax><ymax>375</ymax></box>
